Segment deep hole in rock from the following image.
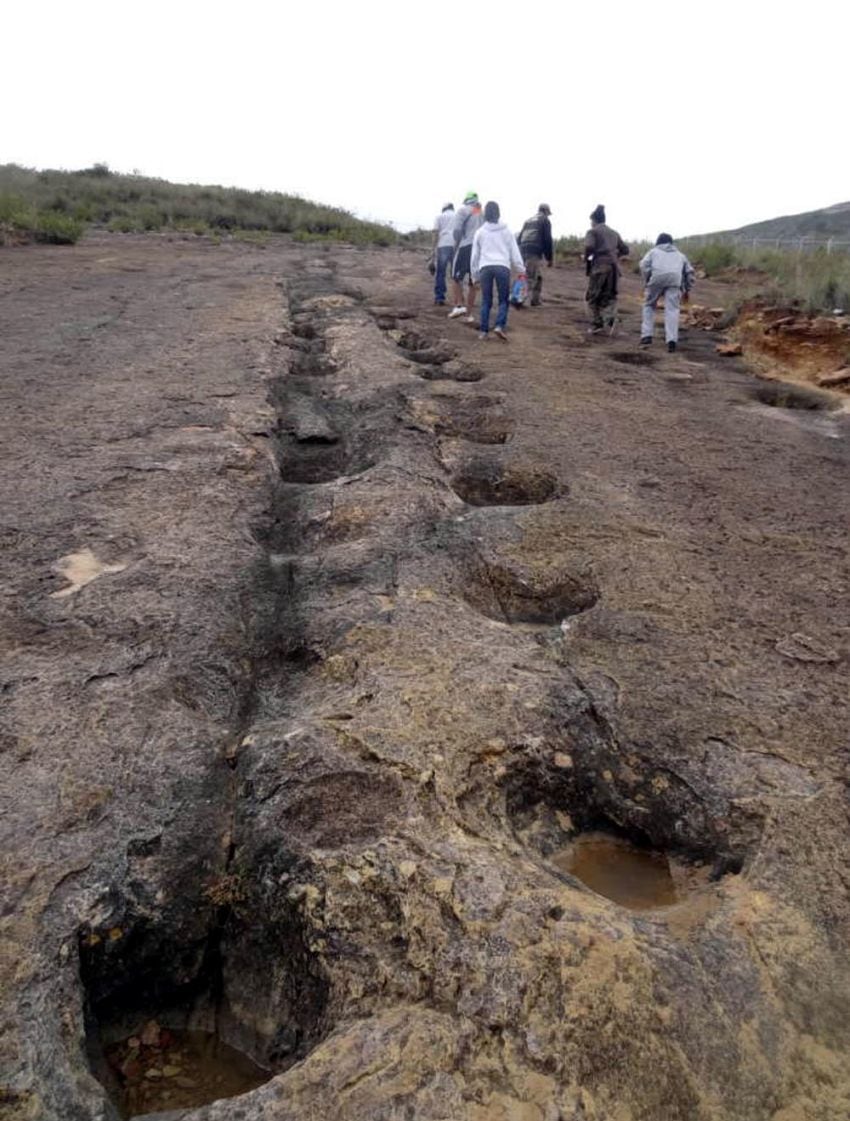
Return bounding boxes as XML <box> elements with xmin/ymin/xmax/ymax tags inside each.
<box><xmin>751</xmin><ymin>381</ymin><xmax>836</xmax><ymax>410</ymax></box>
<box><xmin>79</xmin><ymin>878</ymin><xmax>328</xmax><ymax>1119</ymax></box>
<box><xmin>290</xmin><ymin>319</ymin><xmax>317</xmax><ymax>341</ymax></box>
<box><xmin>416</xmin><ymin>363</ymin><xmax>483</xmax><ymax>383</ymax></box>
<box><xmin>462</xmin><ymin>553</ymin><xmax>598</xmax><ymax>624</ymax></box>
<box><xmin>431</xmin><ymin>397</ymin><xmax>515</xmax><ymax>444</ymax></box>
<box><xmin>396</xmin><ymin>329</ymin><xmax>430</xmax><ymax>352</ymax></box>
<box><xmin>504</xmin><ymin>746</ymin><xmax>747</xmax><ymax>910</ymax></box>
<box><xmin>611</xmin><ymin>351</ymin><xmax>657</xmax><ymax>367</ymax></box>
<box><xmin>292</xmin><ymin>351</ymin><xmax>337</xmax><ymax>378</ymax></box>
<box><xmin>276</xmin><ymin>442</ymin><xmax>375</xmax><ymax>485</ymax></box>
<box><xmin>406</xmin><ymin>348</ymin><xmax>455</xmax><ymax>366</ymax></box>
<box><xmin>451</xmin><ymin>459</ymin><xmax>561</xmax><ymax>506</ymax></box>
<box><xmin>552</xmin><ymin>830</ymin><xmax>681</xmax><ymax>910</ymax></box>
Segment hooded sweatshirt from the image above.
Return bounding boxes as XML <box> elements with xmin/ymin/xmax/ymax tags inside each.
<box><xmin>470</xmin><ymin>222</ymin><xmax>525</xmax><ymax>280</ymax></box>
<box><xmin>640</xmin><ymin>243</ymin><xmax>696</xmax><ymax>290</ymax></box>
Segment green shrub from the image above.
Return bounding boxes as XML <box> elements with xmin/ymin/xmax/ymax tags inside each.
<box><xmin>689</xmin><ymin>243</ymin><xmax>738</xmax><ymax>276</ymax></box>
<box><xmin>34</xmin><ymin>211</ymin><xmax>84</xmax><ymax>243</ymax></box>
<box><xmin>108</xmin><ymin>215</ymin><xmax>138</xmax><ymax>233</ymax></box>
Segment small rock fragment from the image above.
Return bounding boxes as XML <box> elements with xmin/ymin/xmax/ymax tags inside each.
<box><xmin>716</xmin><ymin>342</ymin><xmax>743</xmax><ymax>356</ymax></box>
<box><xmin>816</xmin><ymin>367</ymin><xmax>850</xmax><ymax>387</ymax></box>
<box><xmin>140</xmin><ymin>1020</ymin><xmax>161</xmax><ymax>1047</ymax></box>
<box><xmin>775</xmin><ymin>633</ymin><xmax>839</xmax><ymax>664</ymax></box>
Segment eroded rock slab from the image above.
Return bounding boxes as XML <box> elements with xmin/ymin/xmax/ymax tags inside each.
<box><xmin>2</xmin><ymin>234</ymin><xmax>850</xmax><ymax>1121</ymax></box>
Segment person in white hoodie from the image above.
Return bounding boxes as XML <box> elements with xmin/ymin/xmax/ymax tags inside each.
<box><xmin>470</xmin><ymin>201</ymin><xmax>526</xmax><ymax>340</ymax></box>
<box><xmin>639</xmin><ymin>234</ymin><xmax>696</xmax><ymax>352</ymax></box>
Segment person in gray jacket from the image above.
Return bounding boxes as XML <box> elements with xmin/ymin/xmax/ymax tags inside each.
<box><xmin>639</xmin><ymin>234</ymin><xmax>696</xmax><ymax>352</ymax></box>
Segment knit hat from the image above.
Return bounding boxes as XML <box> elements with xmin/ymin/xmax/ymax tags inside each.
<box><xmin>538</xmin><ymin>203</ymin><xmax>552</xmax><ymax>215</ymax></box>
<box><xmin>656</xmin><ymin>232</ymin><xmax>673</xmax><ymax>245</ymax></box>
<box><xmin>442</xmin><ymin>202</ymin><xmax>455</xmax><ymax>211</ymax></box>
<box><xmin>590</xmin><ymin>204</ymin><xmax>606</xmax><ymax>223</ymax></box>
<box><xmin>463</xmin><ymin>191</ymin><xmax>479</xmax><ymax>204</ymax></box>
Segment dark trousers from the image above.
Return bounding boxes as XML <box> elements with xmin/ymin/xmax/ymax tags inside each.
<box><xmin>478</xmin><ymin>265</ymin><xmax>510</xmax><ymax>332</ymax></box>
<box><xmin>434</xmin><ymin>245</ymin><xmax>453</xmax><ymax>303</ymax></box>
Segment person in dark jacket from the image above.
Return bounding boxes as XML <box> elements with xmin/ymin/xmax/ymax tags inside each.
<box><xmin>518</xmin><ymin>203</ymin><xmax>554</xmax><ymax>306</ymax></box>
<box><xmin>583</xmin><ymin>204</ymin><xmax>629</xmax><ymax>333</ymax></box>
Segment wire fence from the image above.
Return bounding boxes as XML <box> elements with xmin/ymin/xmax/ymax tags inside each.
<box><xmin>682</xmin><ymin>233</ymin><xmax>850</xmax><ymax>254</ymax></box>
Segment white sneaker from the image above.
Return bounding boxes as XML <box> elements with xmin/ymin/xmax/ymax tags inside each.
<box><xmin>448</xmin><ymin>306</ymin><xmax>467</xmax><ymax>319</ymax></box>
<box><xmin>464</xmin><ymin>315</ymin><xmax>476</xmax><ymax>324</ymax></box>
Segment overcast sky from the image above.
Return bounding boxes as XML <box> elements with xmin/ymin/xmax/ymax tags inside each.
<box><xmin>4</xmin><ymin>0</ymin><xmax>848</xmax><ymax>240</ymax></box>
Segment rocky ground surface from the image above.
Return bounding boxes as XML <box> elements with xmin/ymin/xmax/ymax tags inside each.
<box><xmin>1</xmin><ymin>233</ymin><xmax>849</xmax><ymax>1121</ymax></box>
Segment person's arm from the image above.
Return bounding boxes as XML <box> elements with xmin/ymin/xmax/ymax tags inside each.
<box><xmin>453</xmin><ymin>209</ymin><xmax>466</xmax><ymax>248</ymax></box>
<box><xmin>508</xmin><ymin>230</ymin><xmax>525</xmax><ymax>275</ymax></box>
<box><xmin>617</xmin><ymin>234</ymin><xmax>629</xmax><ymax>258</ymax></box>
<box><xmin>470</xmin><ymin>229</ymin><xmax>482</xmax><ymax>282</ymax></box>
<box><xmin>542</xmin><ymin>217</ymin><xmax>554</xmax><ymax>265</ymax></box>
<box><xmin>583</xmin><ymin>228</ymin><xmax>596</xmax><ymax>262</ymax></box>
<box><xmin>682</xmin><ymin>254</ymin><xmax>696</xmax><ymax>291</ymax></box>
<box><xmin>639</xmin><ymin>249</ymin><xmax>653</xmax><ymax>283</ymax></box>
<box><xmin>431</xmin><ymin>218</ymin><xmax>440</xmax><ymax>253</ymax></box>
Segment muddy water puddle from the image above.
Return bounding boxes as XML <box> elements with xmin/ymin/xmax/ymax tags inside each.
<box><xmin>552</xmin><ymin>832</ymin><xmax>712</xmax><ymax>912</ymax></box>
<box><xmin>105</xmin><ymin>1022</ymin><xmax>268</xmax><ymax>1118</ymax></box>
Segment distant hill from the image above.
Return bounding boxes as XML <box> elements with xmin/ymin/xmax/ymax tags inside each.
<box><xmin>699</xmin><ymin>202</ymin><xmax>850</xmax><ymax>244</ymax></box>
<box><xmin>0</xmin><ymin>163</ymin><xmax>398</xmax><ymax>246</ymax></box>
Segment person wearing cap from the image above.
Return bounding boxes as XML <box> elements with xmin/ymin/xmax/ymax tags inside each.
<box><xmin>431</xmin><ymin>202</ymin><xmax>456</xmax><ymax>306</ymax></box>
<box><xmin>470</xmin><ymin>201</ymin><xmax>525</xmax><ymax>341</ymax></box>
<box><xmin>517</xmin><ymin>204</ymin><xmax>554</xmax><ymax>306</ymax></box>
<box><xmin>583</xmin><ymin>204</ymin><xmax>629</xmax><ymax>334</ymax></box>
<box><xmin>448</xmin><ymin>192</ymin><xmax>483</xmax><ymax>321</ymax></box>
<box><xmin>639</xmin><ymin>234</ymin><xmax>696</xmax><ymax>352</ymax></box>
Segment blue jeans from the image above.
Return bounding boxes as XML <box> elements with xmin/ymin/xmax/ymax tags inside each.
<box><xmin>434</xmin><ymin>245</ymin><xmax>453</xmax><ymax>302</ymax></box>
<box><xmin>478</xmin><ymin>265</ymin><xmax>510</xmax><ymax>332</ymax></box>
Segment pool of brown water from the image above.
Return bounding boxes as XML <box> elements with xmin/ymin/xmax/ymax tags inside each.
<box><xmin>551</xmin><ymin>832</ymin><xmax>678</xmax><ymax>910</ymax></box>
<box><xmin>105</xmin><ymin>1023</ymin><xmax>269</xmax><ymax>1118</ymax></box>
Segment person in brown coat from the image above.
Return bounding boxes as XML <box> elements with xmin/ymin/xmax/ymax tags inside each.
<box><xmin>583</xmin><ymin>204</ymin><xmax>629</xmax><ymax>333</ymax></box>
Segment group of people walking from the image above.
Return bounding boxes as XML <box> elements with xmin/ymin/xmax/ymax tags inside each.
<box><xmin>430</xmin><ymin>195</ymin><xmax>695</xmax><ymax>349</ymax></box>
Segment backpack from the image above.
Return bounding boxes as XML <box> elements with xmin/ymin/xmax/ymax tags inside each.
<box><xmin>519</xmin><ymin>216</ymin><xmax>540</xmax><ymax>251</ymax></box>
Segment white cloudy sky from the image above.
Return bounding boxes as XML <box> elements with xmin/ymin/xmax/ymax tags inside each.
<box><xmin>4</xmin><ymin>0</ymin><xmax>848</xmax><ymax>240</ymax></box>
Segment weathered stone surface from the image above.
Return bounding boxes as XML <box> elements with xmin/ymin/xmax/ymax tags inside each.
<box><xmin>1</xmin><ymin>234</ymin><xmax>850</xmax><ymax>1121</ymax></box>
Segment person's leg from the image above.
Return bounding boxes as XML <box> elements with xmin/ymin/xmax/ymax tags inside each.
<box><xmin>466</xmin><ymin>265</ymin><xmax>477</xmax><ymax>315</ymax></box>
<box><xmin>664</xmin><ymin>286</ymin><xmax>681</xmax><ymax>343</ymax></box>
<box><xmin>494</xmin><ymin>267</ymin><xmax>510</xmax><ymax>330</ymax></box>
<box><xmin>641</xmin><ymin>285</ymin><xmax>658</xmax><ymax>339</ymax></box>
<box><xmin>439</xmin><ymin>246</ymin><xmax>453</xmax><ymax>302</ymax></box>
<box><xmin>450</xmin><ymin>247</ymin><xmax>468</xmax><ymax>313</ymax></box>
<box><xmin>527</xmin><ymin>256</ymin><xmax>542</xmax><ymax>304</ymax></box>
<box><xmin>479</xmin><ymin>266</ymin><xmax>494</xmax><ymax>333</ymax></box>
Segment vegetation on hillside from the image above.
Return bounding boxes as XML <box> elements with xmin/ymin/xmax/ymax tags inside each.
<box><xmin>0</xmin><ymin>163</ymin><xmax>398</xmax><ymax>247</ymax></box>
<box><xmin>681</xmin><ymin>240</ymin><xmax>850</xmax><ymax>313</ymax></box>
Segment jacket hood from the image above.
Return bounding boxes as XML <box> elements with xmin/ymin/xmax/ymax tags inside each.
<box><xmin>657</xmin><ymin>242</ymin><xmax>677</xmax><ymax>252</ymax></box>
<box><xmin>484</xmin><ymin>221</ymin><xmax>507</xmax><ymax>231</ymax></box>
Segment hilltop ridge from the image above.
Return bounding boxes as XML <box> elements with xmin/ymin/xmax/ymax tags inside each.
<box><xmin>699</xmin><ymin>199</ymin><xmax>850</xmax><ymax>242</ymax></box>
